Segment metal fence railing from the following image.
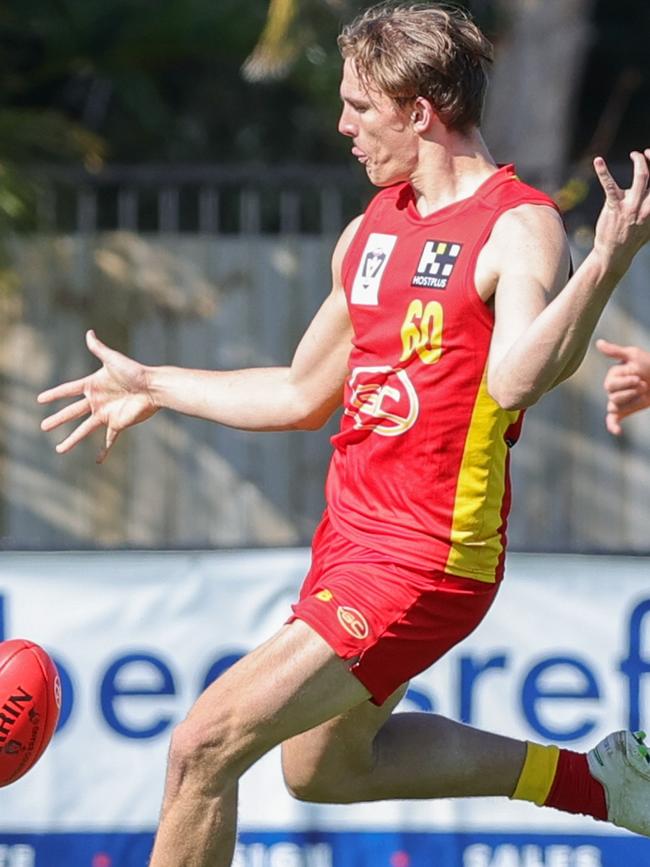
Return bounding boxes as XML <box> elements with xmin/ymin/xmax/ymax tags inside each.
<box><xmin>30</xmin><ymin>160</ymin><xmax>628</xmax><ymax>238</ymax></box>
<box><xmin>34</xmin><ymin>164</ymin><xmax>373</xmax><ymax>236</ymax></box>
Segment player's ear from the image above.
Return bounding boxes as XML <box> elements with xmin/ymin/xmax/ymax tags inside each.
<box><xmin>410</xmin><ymin>96</ymin><xmax>435</xmax><ymax>132</ymax></box>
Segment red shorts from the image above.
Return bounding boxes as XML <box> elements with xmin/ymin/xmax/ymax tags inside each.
<box><xmin>288</xmin><ymin>513</ymin><xmax>500</xmax><ymax>705</ymax></box>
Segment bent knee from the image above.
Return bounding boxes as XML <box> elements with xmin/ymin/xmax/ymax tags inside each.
<box><xmin>283</xmin><ymin>770</ymin><xmax>357</xmax><ymax>804</ymax></box>
<box><xmin>168</xmin><ymin>719</ymin><xmax>213</xmax><ymax>765</ymax></box>
<box><xmin>281</xmin><ymin>758</ymin><xmax>318</xmax><ymax>802</ymax></box>
<box><xmin>167</xmin><ymin>711</ymin><xmax>242</xmax><ymax>795</ymax></box>
<box><xmin>282</xmin><ymin>752</ymin><xmax>372</xmax><ymax>804</ymax></box>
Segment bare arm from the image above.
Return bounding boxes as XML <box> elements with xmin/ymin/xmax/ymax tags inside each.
<box><xmin>147</xmin><ymin>237</ymin><xmax>356</xmax><ymax>432</ymax></box>
<box><xmin>488</xmin><ymin>151</ymin><xmax>650</xmax><ymax>410</ymax></box>
<box><xmin>38</xmin><ymin>216</ymin><xmax>362</xmax><ymax>462</ymax></box>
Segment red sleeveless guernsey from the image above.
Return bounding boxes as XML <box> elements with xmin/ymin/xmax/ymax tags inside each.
<box><xmin>325</xmin><ymin>165</ymin><xmax>557</xmax><ymax>584</ymax></box>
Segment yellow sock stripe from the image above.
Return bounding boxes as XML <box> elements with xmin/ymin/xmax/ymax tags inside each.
<box><xmin>511</xmin><ymin>742</ymin><xmax>560</xmax><ymax>806</ymax></box>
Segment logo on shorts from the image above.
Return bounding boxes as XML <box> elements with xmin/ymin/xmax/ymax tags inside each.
<box><xmin>316</xmin><ymin>589</ymin><xmax>333</xmax><ymax>602</ymax></box>
<box><xmin>411</xmin><ymin>240</ymin><xmax>462</xmax><ymax>289</ymax></box>
<box><xmin>337</xmin><ymin>606</ymin><xmax>369</xmax><ymax>640</ymax></box>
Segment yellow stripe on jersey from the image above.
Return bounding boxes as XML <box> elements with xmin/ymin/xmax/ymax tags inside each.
<box><xmin>511</xmin><ymin>742</ymin><xmax>561</xmax><ymax>805</ymax></box>
<box><xmin>444</xmin><ymin>368</ymin><xmax>520</xmax><ymax>582</ymax></box>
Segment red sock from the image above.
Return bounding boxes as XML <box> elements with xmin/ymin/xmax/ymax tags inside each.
<box><xmin>544</xmin><ymin>750</ymin><xmax>608</xmax><ymax>820</ymax></box>
<box><xmin>512</xmin><ymin>743</ymin><xmax>608</xmax><ymax>821</ymax></box>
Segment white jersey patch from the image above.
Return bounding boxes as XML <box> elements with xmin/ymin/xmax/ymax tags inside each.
<box><xmin>350</xmin><ymin>233</ymin><xmax>398</xmax><ymax>306</ymax></box>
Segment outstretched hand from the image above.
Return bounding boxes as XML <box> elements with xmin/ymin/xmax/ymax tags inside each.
<box><xmin>596</xmin><ymin>338</ymin><xmax>650</xmax><ymax>435</ymax></box>
<box><xmin>592</xmin><ymin>149</ymin><xmax>650</xmax><ymax>276</ymax></box>
<box><xmin>38</xmin><ymin>330</ymin><xmax>158</xmax><ymax>463</ymax></box>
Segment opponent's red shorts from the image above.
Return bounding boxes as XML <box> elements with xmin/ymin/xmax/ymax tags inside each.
<box><xmin>288</xmin><ymin>512</ymin><xmax>500</xmax><ymax>705</ymax></box>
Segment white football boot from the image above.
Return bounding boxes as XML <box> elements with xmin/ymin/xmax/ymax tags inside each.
<box><xmin>587</xmin><ymin>730</ymin><xmax>650</xmax><ymax>835</ymax></box>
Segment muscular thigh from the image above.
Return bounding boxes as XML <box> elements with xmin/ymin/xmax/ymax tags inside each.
<box><xmin>281</xmin><ymin>682</ymin><xmax>408</xmax><ymax>788</ymax></box>
<box><xmin>181</xmin><ymin>620</ymin><xmax>371</xmax><ymax>777</ymax></box>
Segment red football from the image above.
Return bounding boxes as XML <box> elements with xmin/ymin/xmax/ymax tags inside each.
<box><xmin>0</xmin><ymin>639</ymin><xmax>61</xmax><ymax>787</ymax></box>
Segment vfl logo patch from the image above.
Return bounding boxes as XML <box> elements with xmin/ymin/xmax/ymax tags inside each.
<box><xmin>337</xmin><ymin>606</ymin><xmax>369</xmax><ymax>640</ymax></box>
<box><xmin>412</xmin><ymin>240</ymin><xmax>462</xmax><ymax>289</ymax></box>
<box><xmin>351</xmin><ymin>233</ymin><xmax>398</xmax><ymax>306</ymax></box>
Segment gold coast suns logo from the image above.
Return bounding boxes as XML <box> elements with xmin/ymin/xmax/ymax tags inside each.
<box><xmin>344</xmin><ymin>365</ymin><xmax>419</xmax><ymax>437</ymax></box>
<box><xmin>337</xmin><ymin>606</ymin><xmax>369</xmax><ymax>640</ymax></box>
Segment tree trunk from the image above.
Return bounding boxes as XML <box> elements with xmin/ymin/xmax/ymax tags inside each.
<box><xmin>483</xmin><ymin>0</ymin><xmax>596</xmax><ymax>188</ymax></box>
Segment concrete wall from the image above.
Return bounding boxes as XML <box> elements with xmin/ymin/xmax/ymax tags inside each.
<box><xmin>1</xmin><ymin>233</ymin><xmax>649</xmax><ymax>552</ymax></box>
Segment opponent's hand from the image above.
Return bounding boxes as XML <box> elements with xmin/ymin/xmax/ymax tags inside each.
<box><xmin>38</xmin><ymin>330</ymin><xmax>158</xmax><ymax>463</ymax></box>
<box><xmin>592</xmin><ymin>149</ymin><xmax>650</xmax><ymax>277</ymax></box>
<box><xmin>596</xmin><ymin>338</ymin><xmax>650</xmax><ymax>435</ymax></box>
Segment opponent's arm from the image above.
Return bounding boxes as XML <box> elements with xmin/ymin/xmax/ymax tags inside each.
<box><xmin>488</xmin><ymin>150</ymin><xmax>650</xmax><ymax>410</ymax></box>
<box><xmin>38</xmin><ymin>215</ymin><xmax>362</xmax><ymax>462</ymax></box>
<box><xmin>596</xmin><ymin>339</ymin><xmax>650</xmax><ymax>434</ymax></box>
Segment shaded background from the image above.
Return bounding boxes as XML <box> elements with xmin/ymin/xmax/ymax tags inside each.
<box><xmin>2</xmin><ymin>4</ymin><xmax>650</xmax><ymax>867</ymax></box>
<box><xmin>1</xmin><ymin>0</ymin><xmax>649</xmax><ymax>551</ymax></box>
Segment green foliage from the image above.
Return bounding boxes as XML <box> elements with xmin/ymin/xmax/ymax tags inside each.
<box><xmin>0</xmin><ymin>0</ymin><xmax>647</xmax><ymax>173</ymax></box>
<box><xmin>0</xmin><ymin>0</ymin><xmax>374</xmax><ymax>165</ymax></box>
<box><xmin>573</xmin><ymin>0</ymin><xmax>650</xmax><ymax>163</ymax></box>
<box><xmin>0</xmin><ymin>106</ymin><xmax>103</xmax><ymax>292</ymax></box>
<box><xmin>0</xmin><ymin>1</ymin><xmax>105</xmax><ymax>280</ymax></box>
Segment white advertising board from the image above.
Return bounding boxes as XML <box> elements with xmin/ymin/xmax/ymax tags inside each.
<box><xmin>0</xmin><ymin>549</ymin><xmax>648</xmax><ymax>866</ymax></box>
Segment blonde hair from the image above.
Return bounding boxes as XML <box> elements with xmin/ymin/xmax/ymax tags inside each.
<box><xmin>338</xmin><ymin>2</ymin><xmax>493</xmax><ymax>132</ymax></box>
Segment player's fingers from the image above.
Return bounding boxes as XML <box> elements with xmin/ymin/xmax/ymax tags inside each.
<box><xmin>96</xmin><ymin>427</ymin><xmax>120</xmax><ymax>464</ymax></box>
<box><xmin>593</xmin><ymin>156</ymin><xmax>622</xmax><ymax>204</ymax></box>
<box><xmin>641</xmin><ymin>148</ymin><xmax>650</xmax><ymax>219</ymax></box>
<box><xmin>40</xmin><ymin>398</ymin><xmax>90</xmax><ymax>432</ymax></box>
<box><xmin>86</xmin><ymin>329</ymin><xmax>123</xmax><ymax>367</ymax></box>
<box><xmin>605</xmin><ymin>412</ymin><xmax>623</xmax><ymax>436</ymax></box>
<box><xmin>37</xmin><ymin>376</ymin><xmax>87</xmax><ymax>405</ymax></box>
<box><xmin>607</xmin><ymin>387</ymin><xmax>645</xmax><ymax>408</ymax></box>
<box><xmin>629</xmin><ymin>151</ymin><xmax>650</xmax><ymax>203</ymax></box>
<box><xmin>603</xmin><ymin>366</ymin><xmax>639</xmax><ymax>392</ymax></box>
<box><xmin>595</xmin><ymin>338</ymin><xmax>629</xmax><ymax>361</ymax></box>
<box><xmin>603</xmin><ymin>374</ymin><xmax>642</xmax><ymax>394</ymax></box>
<box><xmin>55</xmin><ymin>415</ymin><xmax>102</xmax><ymax>454</ymax></box>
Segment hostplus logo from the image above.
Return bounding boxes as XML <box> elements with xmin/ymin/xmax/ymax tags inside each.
<box><xmin>412</xmin><ymin>240</ymin><xmax>462</xmax><ymax>289</ymax></box>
